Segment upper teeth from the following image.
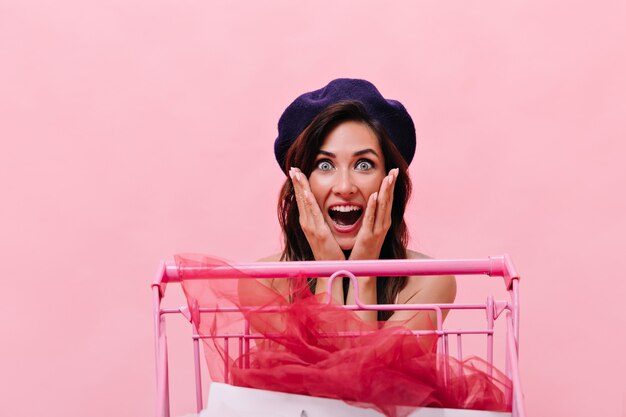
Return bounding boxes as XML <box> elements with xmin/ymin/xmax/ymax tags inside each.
<box><xmin>330</xmin><ymin>205</ymin><xmax>360</xmax><ymax>212</ymax></box>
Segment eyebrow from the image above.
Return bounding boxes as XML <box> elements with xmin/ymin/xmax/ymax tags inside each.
<box><xmin>317</xmin><ymin>148</ymin><xmax>380</xmax><ymax>158</ymax></box>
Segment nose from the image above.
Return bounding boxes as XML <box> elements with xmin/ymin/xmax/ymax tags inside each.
<box><xmin>332</xmin><ymin>169</ymin><xmax>357</xmax><ymax>196</ymax></box>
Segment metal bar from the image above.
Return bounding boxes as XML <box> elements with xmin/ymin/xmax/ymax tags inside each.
<box><xmin>443</xmin><ymin>333</ymin><xmax>450</xmax><ymax>385</ymax></box>
<box><xmin>244</xmin><ymin>320</ymin><xmax>250</xmax><ymax>369</ymax></box>
<box><xmin>486</xmin><ymin>296</ymin><xmax>495</xmax><ymax>375</ymax></box>
<box><xmin>157</xmin><ymin>315</ymin><xmax>170</xmax><ymax>417</ymax></box>
<box><xmin>506</xmin><ymin>312</ymin><xmax>526</xmax><ymax>417</ymax></box>
<box><xmin>165</xmin><ymin>302</ymin><xmax>486</xmax><ymax>315</ymax></box>
<box><xmin>193</xmin><ymin>328</ymin><xmax>494</xmax><ymax>340</ymax></box>
<box><xmin>164</xmin><ymin>256</ymin><xmax>516</xmax><ymax>282</ymax></box>
<box><xmin>238</xmin><ymin>336</ymin><xmax>243</xmax><ymax>368</ymax></box>
<box><xmin>512</xmin><ymin>279</ymin><xmax>521</xmax><ymax>353</ymax></box>
<box><xmin>152</xmin><ymin>261</ymin><xmax>170</xmax><ymax>417</ymax></box>
<box><xmin>152</xmin><ymin>285</ymin><xmax>162</xmax><ymax>411</ymax></box>
<box><xmin>223</xmin><ymin>337</ymin><xmax>230</xmax><ymax>384</ymax></box>
<box><xmin>192</xmin><ymin>323</ymin><xmax>203</xmax><ymax>412</ymax></box>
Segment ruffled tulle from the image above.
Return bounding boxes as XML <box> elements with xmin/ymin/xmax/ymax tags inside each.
<box><xmin>176</xmin><ymin>254</ymin><xmax>512</xmax><ymax>417</ymax></box>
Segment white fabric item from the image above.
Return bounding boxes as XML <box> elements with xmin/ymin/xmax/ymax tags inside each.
<box><xmin>198</xmin><ymin>383</ymin><xmax>512</xmax><ymax>417</ymax></box>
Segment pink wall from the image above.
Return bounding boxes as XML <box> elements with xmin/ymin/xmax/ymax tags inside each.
<box><xmin>1</xmin><ymin>1</ymin><xmax>625</xmax><ymax>416</ymax></box>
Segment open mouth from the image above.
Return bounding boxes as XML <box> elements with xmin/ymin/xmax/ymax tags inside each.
<box><xmin>328</xmin><ymin>205</ymin><xmax>363</xmax><ymax>230</ymax></box>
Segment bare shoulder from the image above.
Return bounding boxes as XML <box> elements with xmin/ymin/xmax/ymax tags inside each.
<box><xmin>256</xmin><ymin>253</ymin><xmax>285</xmax><ymax>292</ymax></box>
<box><xmin>258</xmin><ymin>253</ymin><xmax>282</xmax><ymax>262</ymax></box>
<box><xmin>399</xmin><ymin>249</ymin><xmax>457</xmax><ymax>304</ymax></box>
<box><xmin>238</xmin><ymin>252</ymin><xmax>287</xmax><ymax>306</ymax></box>
<box><xmin>406</xmin><ymin>249</ymin><xmax>432</xmax><ymax>260</ymax></box>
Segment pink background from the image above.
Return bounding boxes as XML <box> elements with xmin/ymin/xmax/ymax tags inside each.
<box><xmin>1</xmin><ymin>0</ymin><xmax>625</xmax><ymax>416</ymax></box>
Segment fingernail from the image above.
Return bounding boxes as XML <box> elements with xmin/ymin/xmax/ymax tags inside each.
<box><xmin>304</xmin><ymin>190</ymin><xmax>309</xmax><ymax>199</ymax></box>
<box><xmin>373</xmin><ymin>192</ymin><xmax>378</xmax><ymax>201</ymax></box>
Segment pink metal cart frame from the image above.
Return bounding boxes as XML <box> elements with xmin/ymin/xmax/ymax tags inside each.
<box><xmin>152</xmin><ymin>255</ymin><xmax>526</xmax><ymax>417</ymax></box>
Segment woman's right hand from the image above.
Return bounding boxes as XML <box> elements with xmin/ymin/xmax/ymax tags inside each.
<box><xmin>290</xmin><ymin>167</ymin><xmax>345</xmax><ymax>261</ymax></box>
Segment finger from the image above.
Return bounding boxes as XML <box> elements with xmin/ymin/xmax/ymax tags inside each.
<box><xmin>384</xmin><ymin>168</ymin><xmax>399</xmax><ymax>217</ymax></box>
<box><xmin>293</xmin><ymin>168</ymin><xmax>324</xmax><ymax>230</ymax></box>
<box><xmin>303</xmin><ymin>188</ymin><xmax>328</xmax><ymax>230</ymax></box>
<box><xmin>386</xmin><ymin>168</ymin><xmax>398</xmax><ymax>213</ymax></box>
<box><xmin>361</xmin><ymin>191</ymin><xmax>378</xmax><ymax>233</ymax></box>
<box><xmin>290</xmin><ymin>168</ymin><xmax>309</xmax><ymax>224</ymax></box>
<box><xmin>375</xmin><ymin>169</ymin><xmax>397</xmax><ymax>231</ymax></box>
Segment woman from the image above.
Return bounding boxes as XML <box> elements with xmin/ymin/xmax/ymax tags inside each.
<box><xmin>179</xmin><ymin>80</ymin><xmax>510</xmax><ymax>415</ymax></box>
<box><xmin>259</xmin><ymin>78</ymin><xmax>456</xmax><ymax>328</ymax></box>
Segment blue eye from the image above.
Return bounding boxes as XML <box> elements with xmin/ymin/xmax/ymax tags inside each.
<box><xmin>355</xmin><ymin>160</ymin><xmax>374</xmax><ymax>171</ymax></box>
<box><xmin>316</xmin><ymin>160</ymin><xmax>334</xmax><ymax>171</ymax></box>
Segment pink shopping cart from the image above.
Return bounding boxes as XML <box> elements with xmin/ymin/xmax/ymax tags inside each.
<box><xmin>152</xmin><ymin>255</ymin><xmax>526</xmax><ymax>417</ymax></box>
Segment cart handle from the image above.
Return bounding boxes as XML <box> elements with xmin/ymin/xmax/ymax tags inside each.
<box><xmin>153</xmin><ymin>255</ymin><xmax>519</xmax><ymax>296</ymax></box>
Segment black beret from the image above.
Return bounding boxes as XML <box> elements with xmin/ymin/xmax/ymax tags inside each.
<box><xmin>274</xmin><ymin>78</ymin><xmax>416</xmax><ymax>173</ymax></box>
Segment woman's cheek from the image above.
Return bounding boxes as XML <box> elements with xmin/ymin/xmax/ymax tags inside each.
<box><xmin>309</xmin><ymin>175</ymin><xmax>333</xmax><ymax>204</ymax></box>
<box><xmin>356</xmin><ymin>176</ymin><xmax>384</xmax><ymax>194</ymax></box>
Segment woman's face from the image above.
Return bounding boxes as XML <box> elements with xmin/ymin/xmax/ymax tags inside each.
<box><xmin>308</xmin><ymin>121</ymin><xmax>386</xmax><ymax>250</ymax></box>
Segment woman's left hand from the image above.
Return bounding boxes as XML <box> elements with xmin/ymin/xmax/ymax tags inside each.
<box><xmin>349</xmin><ymin>168</ymin><xmax>399</xmax><ymax>261</ymax></box>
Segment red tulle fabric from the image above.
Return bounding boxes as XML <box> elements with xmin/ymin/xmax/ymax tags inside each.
<box><xmin>177</xmin><ymin>254</ymin><xmax>512</xmax><ymax>417</ymax></box>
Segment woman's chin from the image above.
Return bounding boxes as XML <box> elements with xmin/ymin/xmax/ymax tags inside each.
<box><xmin>336</xmin><ymin>236</ymin><xmax>356</xmax><ymax>251</ymax></box>
<box><xmin>329</xmin><ymin>220</ymin><xmax>362</xmax><ymax>252</ymax></box>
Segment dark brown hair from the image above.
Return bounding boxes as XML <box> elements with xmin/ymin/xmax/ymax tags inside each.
<box><xmin>278</xmin><ymin>101</ymin><xmax>412</xmax><ymax>320</ymax></box>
